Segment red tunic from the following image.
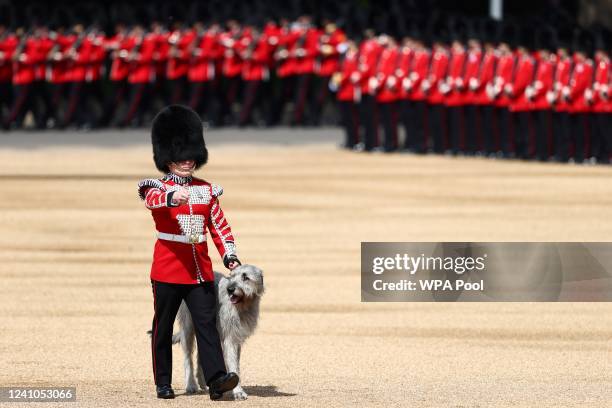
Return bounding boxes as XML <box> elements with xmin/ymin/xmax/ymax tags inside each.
<box><xmin>358</xmin><ymin>38</ymin><xmax>382</xmax><ymax>95</ymax></box>
<box><xmin>529</xmin><ymin>54</ymin><xmax>556</xmax><ymax>110</ymax></box>
<box><xmin>553</xmin><ymin>55</ymin><xmax>572</xmax><ymax>112</ymax></box>
<box><xmin>509</xmin><ymin>52</ymin><xmax>536</xmax><ymax>112</ymax></box>
<box><xmin>241</xmin><ymin>31</ymin><xmax>272</xmax><ymax>81</ymax></box>
<box><xmin>471</xmin><ymin>50</ymin><xmax>497</xmax><ymax>105</ymax></box>
<box><xmin>592</xmin><ymin>57</ymin><xmax>611</xmax><ymax>113</ymax></box>
<box><xmin>167</xmin><ymin>30</ymin><xmax>195</xmax><ymax>80</ymax></box>
<box><xmin>335</xmin><ymin>49</ymin><xmax>360</xmax><ymax>102</ymax></box>
<box><xmin>395</xmin><ymin>46</ymin><xmax>413</xmax><ymax>100</ymax></box>
<box><xmin>138</xmin><ymin>174</ymin><xmax>237</xmax><ymax>284</ymax></box>
<box><xmin>409</xmin><ymin>49</ymin><xmax>431</xmax><ymax>101</ymax></box>
<box><xmin>566</xmin><ymin>57</ymin><xmax>594</xmax><ymax>114</ymax></box>
<box><xmin>0</xmin><ymin>34</ymin><xmax>18</xmax><ymax>83</ymax></box>
<box><xmin>12</xmin><ymin>37</ymin><xmax>38</xmax><ymax>85</ymax></box>
<box><xmin>188</xmin><ymin>31</ymin><xmax>219</xmax><ymax>82</ymax></box>
<box><xmin>426</xmin><ymin>47</ymin><xmax>450</xmax><ymax>105</ymax></box>
<box><xmin>375</xmin><ymin>45</ymin><xmax>400</xmax><ymax>103</ymax></box>
<box><xmin>444</xmin><ymin>48</ymin><xmax>468</xmax><ymax>107</ymax></box>
<box><xmin>315</xmin><ymin>28</ymin><xmax>346</xmax><ymax>77</ymax></box>
<box><xmin>491</xmin><ymin>53</ymin><xmax>516</xmax><ymax>107</ymax></box>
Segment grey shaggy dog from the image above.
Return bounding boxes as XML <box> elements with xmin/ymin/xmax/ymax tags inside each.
<box><xmin>173</xmin><ymin>264</ymin><xmax>264</xmax><ymax>400</ymax></box>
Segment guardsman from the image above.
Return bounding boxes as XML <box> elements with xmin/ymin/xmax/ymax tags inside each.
<box><xmin>291</xmin><ymin>15</ymin><xmax>320</xmax><ymax>125</ymax></box>
<box><xmin>62</xmin><ymin>24</ymin><xmax>89</xmax><ymax>127</ymax></box>
<box><xmin>526</xmin><ymin>29</ymin><xmax>556</xmax><ymax>161</ymax></box>
<box><xmin>463</xmin><ymin>25</ymin><xmax>484</xmax><ymax>155</ymax></box>
<box><xmin>358</xmin><ymin>29</ymin><xmax>383</xmax><ymax>151</ymax></box>
<box><xmin>405</xmin><ymin>36</ymin><xmax>431</xmax><ymax>153</ymax></box>
<box><xmin>425</xmin><ymin>29</ymin><xmax>450</xmax><ymax>154</ymax></box>
<box><xmin>565</xmin><ymin>30</ymin><xmax>594</xmax><ymax>163</ymax></box>
<box><xmin>239</xmin><ymin>25</ymin><xmax>273</xmax><ymax>126</ymax></box>
<box><xmin>101</xmin><ymin>22</ymin><xmax>130</xmax><ymax>126</ymax></box>
<box><xmin>444</xmin><ymin>26</ymin><xmax>468</xmax><ymax>155</ymax></box>
<box><xmin>187</xmin><ymin>22</ymin><xmax>217</xmax><ymax>122</ymax></box>
<box><xmin>488</xmin><ymin>25</ymin><xmax>516</xmax><ymax>157</ymax></box>
<box><xmin>167</xmin><ymin>22</ymin><xmax>194</xmax><ymax>105</ymax></box>
<box><xmin>372</xmin><ymin>35</ymin><xmax>400</xmax><ymax>152</ymax></box>
<box><xmin>396</xmin><ymin>35</ymin><xmax>415</xmax><ymax>150</ymax></box>
<box><xmin>123</xmin><ymin>23</ymin><xmax>157</xmax><ymax>127</ymax></box>
<box><xmin>5</xmin><ymin>28</ymin><xmax>38</xmax><ymax>128</ymax></box>
<box><xmin>507</xmin><ymin>32</ymin><xmax>536</xmax><ymax>159</ymax></box>
<box><xmin>473</xmin><ymin>20</ymin><xmax>499</xmax><ymax>155</ymax></box>
<box><xmin>218</xmin><ymin>20</ymin><xmax>243</xmax><ymax>125</ymax></box>
<box><xmin>0</xmin><ymin>12</ymin><xmax>16</xmax><ymax>125</ymax></box>
<box><xmin>151</xmin><ymin>20</ymin><xmax>171</xmax><ymax>107</ymax></box>
<box><xmin>84</xmin><ymin>26</ymin><xmax>107</xmax><ymax>127</ymax></box>
<box><xmin>591</xmin><ymin>30</ymin><xmax>611</xmax><ymax>163</ymax></box>
<box><xmin>312</xmin><ymin>19</ymin><xmax>346</xmax><ymax>125</ymax></box>
<box><xmin>550</xmin><ymin>28</ymin><xmax>573</xmax><ymax>162</ymax></box>
<box><xmin>330</xmin><ymin>39</ymin><xmax>361</xmax><ymax>149</ymax></box>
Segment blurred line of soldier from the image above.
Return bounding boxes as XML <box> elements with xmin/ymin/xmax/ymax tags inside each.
<box><xmin>0</xmin><ymin>9</ymin><xmax>349</xmax><ymax>130</ymax></box>
<box><xmin>332</xmin><ymin>18</ymin><xmax>612</xmax><ymax>164</ymax></box>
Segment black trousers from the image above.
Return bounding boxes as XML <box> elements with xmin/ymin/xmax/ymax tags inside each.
<box><xmin>378</xmin><ymin>101</ymin><xmax>398</xmax><ymax>152</ymax></box>
<box><xmin>553</xmin><ymin>111</ymin><xmax>571</xmax><ymax>161</ymax></box>
<box><xmin>338</xmin><ymin>100</ymin><xmax>359</xmax><ymax>148</ymax></box>
<box><xmin>447</xmin><ymin>106</ymin><xmax>465</xmax><ymax>154</ymax></box>
<box><xmin>592</xmin><ymin>113</ymin><xmax>612</xmax><ymax>163</ymax></box>
<box><xmin>497</xmin><ymin>107</ymin><xmax>515</xmax><ymax>156</ymax></box>
<box><xmin>570</xmin><ymin>113</ymin><xmax>589</xmax><ymax>163</ymax></box>
<box><xmin>514</xmin><ymin>111</ymin><xmax>532</xmax><ymax>159</ymax></box>
<box><xmin>360</xmin><ymin>94</ymin><xmax>378</xmax><ymax>151</ymax></box>
<box><xmin>429</xmin><ymin>103</ymin><xmax>447</xmax><ymax>153</ymax></box>
<box><xmin>150</xmin><ymin>280</ymin><xmax>226</xmax><ymax>387</ymax></box>
<box><xmin>464</xmin><ymin>104</ymin><xmax>481</xmax><ymax>154</ymax></box>
<box><xmin>534</xmin><ymin>110</ymin><xmax>552</xmax><ymax>161</ymax></box>
<box><xmin>481</xmin><ymin>105</ymin><xmax>496</xmax><ymax>155</ymax></box>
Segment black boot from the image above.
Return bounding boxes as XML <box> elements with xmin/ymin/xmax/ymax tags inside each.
<box><xmin>208</xmin><ymin>372</ymin><xmax>239</xmax><ymax>400</ymax></box>
<box><xmin>156</xmin><ymin>385</ymin><xmax>175</xmax><ymax>399</ymax></box>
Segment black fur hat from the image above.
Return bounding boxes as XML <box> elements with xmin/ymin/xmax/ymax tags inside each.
<box><xmin>151</xmin><ymin>105</ymin><xmax>208</xmax><ymax>173</ymax></box>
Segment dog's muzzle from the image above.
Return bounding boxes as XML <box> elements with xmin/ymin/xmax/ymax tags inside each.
<box><xmin>157</xmin><ymin>231</ymin><xmax>206</xmax><ymax>244</ymax></box>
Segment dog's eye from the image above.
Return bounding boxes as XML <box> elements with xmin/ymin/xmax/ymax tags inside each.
<box><xmin>242</xmin><ymin>274</ymin><xmax>249</xmax><ymax>281</ymax></box>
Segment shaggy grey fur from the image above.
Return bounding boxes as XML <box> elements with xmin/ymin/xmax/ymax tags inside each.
<box><xmin>173</xmin><ymin>264</ymin><xmax>264</xmax><ymax>400</ymax></box>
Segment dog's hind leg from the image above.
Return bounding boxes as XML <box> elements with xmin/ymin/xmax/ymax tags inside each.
<box><xmin>195</xmin><ymin>362</ymin><xmax>207</xmax><ymax>391</ymax></box>
<box><xmin>223</xmin><ymin>340</ymin><xmax>247</xmax><ymax>400</ymax></box>
<box><xmin>176</xmin><ymin>303</ymin><xmax>199</xmax><ymax>394</ymax></box>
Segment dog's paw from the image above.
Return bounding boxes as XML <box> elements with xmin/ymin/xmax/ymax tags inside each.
<box><xmin>185</xmin><ymin>382</ymin><xmax>199</xmax><ymax>394</ymax></box>
<box><xmin>232</xmin><ymin>387</ymin><xmax>248</xmax><ymax>401</ymax></box>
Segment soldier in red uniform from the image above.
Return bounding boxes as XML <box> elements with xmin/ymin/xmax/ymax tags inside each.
<box><xmin>526</xmin><ymin>29</ymin><xmax>556</xmax><ymax>161</ymax></box>
<box><xmin>551</xmin><ymin>28</ymin><xmax>574</xmax><ymax>162</ymax></box>
<box><xmin>167</xmin><ymin>22</ymin><xmax>194</xmax><ymax>106</ymax></box>
<box><xmin>218</xmin><ymin>20</ymin><xmax>244</xmax><ymax>125</ymax></box>
<box><xmin>187</xmin><ymin>22</ymin><xmax>219</xmax><ymax>123</ymax></box>
<box><xmin>507</xmin><ymin>32</ymin><xmax>536</xmax><ymax>159</ymax></box>
<box><xmin>487</xmin><ymin>25</ymin><xmax>516</xmax><ymax>157</ymax></box>
<box><xmin>473</xmin><ymin>20</ymin><xmax>500</xmax><ymax>156</ymax></box>
<box><xmin>396</xmin><ymin>34</ymin><xmax>415</xmax><ymax>151</ymax></box>
<box><xmin>291</xmin><ymin>15</ymin><xmax>320</xmax><ymax>125</ymax></box>
<box><xmin>444</xmin><ymin>25</ymin><xmax>468</xmax><ymax>155</ymax></box>
<box><xmin>330</xmin><ymin>39</ymin><xmax>361</xmax><ymax>148</ymax></box>
<box><xmin>358</xmin><ymin>29</ymin><xmax>383</xmax><ymax>151</ymax></box>
<box><xmin>404</xmin><ymin>35</ymin><xmax>431</xmax><ymax>153</ymax></box>
<box><xmin>101</xmin><ymin>21</ymin><xmax>130</xmax><ymax>126</ymax></box>
<box><xmin>240</xmin><ymin>23</ymin><xmax>276</xmax><ymax>126</ymax></box>
<box><xmin>425</xmin><ymin>28</ymin><xmax>450</xmax><ymax>153</ymax></box>
<box><xmin>0</xmin><ymin>20</ymin><xmax>17</xmax><ymax>127</ymax></box>
<box><xmin>140</xmin><ymin>105</ymin><xmax>240</xmax><ymax>400</ymax></box>
<box><xmin>591</xmin><ymin>30</ymin><xmax>611</xmax><ymax>163</ymax></box>
<box><xmin>312</xmin><ymin>19</ymin><xmax>346</xmax><ymax>125</ymax></box>
<box><xmin>62</xmin><ymin>24</ymin><xmax>90</xmax><ymax>127</ymax></box>
<box><xmin>5</xmin><ymin>27</ymin><xmax>39</xmax><ymax>128</ymax></box>
<box><xmin>463</xmin><ymin>24</ymin><xmax>484</xmax><ymax>155</ymax></box>
<box><xmin>123</xmin><ymin>23</ymin><xmax>157</xmax><ymax>127</ymax></box>
<box><xmin>565</xmin><ymin>31</ymin><xmax>594</xmax><ymax>163</ymax></box>
<box><xmin>372</xmin><ymin>35</ymin><xmax>400</xmax><ymax>152</ymax></box>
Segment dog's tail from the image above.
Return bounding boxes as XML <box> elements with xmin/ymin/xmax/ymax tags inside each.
<box><xmin>146</xmin><ymin>330</ymin><xmax>181</xmax><ymax>345</ymax></box>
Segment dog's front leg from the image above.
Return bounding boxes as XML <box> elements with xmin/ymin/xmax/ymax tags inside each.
<box><xmin>223</xmin><ymin>340</ymin><xmax>247</xmax><ymax>400</ymax></box>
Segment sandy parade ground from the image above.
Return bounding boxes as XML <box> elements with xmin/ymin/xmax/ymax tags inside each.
<box><xmin>0</xmin><ymin>128</ymin><xmax>610</xmax><ymax>407</ymax></box>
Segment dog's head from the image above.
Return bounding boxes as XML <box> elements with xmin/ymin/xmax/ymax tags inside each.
<box><xmin>224</xmin><ymin>264</ymin><xmax>265</xmax><ymax>308</ymax></box>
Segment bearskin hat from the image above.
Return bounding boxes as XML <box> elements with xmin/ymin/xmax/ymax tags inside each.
<box><xmin>151</xmin><ymin>105</ymin><xmax>208</xmax><ymax>173</ymax></box>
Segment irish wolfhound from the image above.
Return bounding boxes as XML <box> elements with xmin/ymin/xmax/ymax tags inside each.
<box><xmin>173</xmin><ymin>264</ymin><xmax>264</xmax><ymax>400</ymax></box>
